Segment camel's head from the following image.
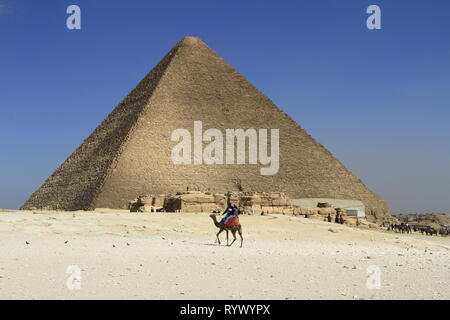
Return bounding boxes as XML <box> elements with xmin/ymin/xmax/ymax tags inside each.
<box><xmin>209</xmin><ymin>214</ymin><xmax>216</xmax><ymax>218</ymax></box>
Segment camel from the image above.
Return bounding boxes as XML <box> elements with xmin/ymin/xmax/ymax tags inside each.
<box><xmin>209</xmin><ymin>214</ymin><xmax>243</xmax><ymax>248</ymax></box>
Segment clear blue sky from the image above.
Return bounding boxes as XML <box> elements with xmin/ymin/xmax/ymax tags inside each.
<box><xmin>0</xmin><ymin>0</ymin><xmax>449</xmax><ymax>213</ymax></box>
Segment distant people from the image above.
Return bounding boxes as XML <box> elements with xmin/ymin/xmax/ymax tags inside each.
<box><xmin>130</xmin><ymin>195</ymin><xmax>145</xmax><ymax>213</ymax></box>
<box><xmin>327</xmin><ymin>214</ymin><xmax>332</xmax><ymax>223</ymax></box>
<box><xmin>335</xmin><ymin>213</ymin><xmax>340</xmax><ymax>224</ymax></box>
<box><xmin>406</xmin><ymin>223</ymin><xmax>411</xmax><ymax>234</ymax></box>
<box><xmin>339</xmin><ymin>214</ymin><xmax>345</xmax><ymax>225</ymax></box>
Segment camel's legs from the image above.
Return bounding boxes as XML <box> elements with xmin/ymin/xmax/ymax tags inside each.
<box><xmin>238</xmin><ymin>227</ymin><xmax>243</xmax><ymax>248</ymax></box>
<box><xmin>216</xmin><ymin>229</ymin><xmax>223</xmax><ymax>245</ymax></box>
<box><xmin>226</xmin><ymin>230</ymin><xmax>229</xmax><ymax>246</ymax></box>
<box><xmin>228</xmin><ymin>230</ymin><xmax>237</xmax><ymax>247</ymax></box>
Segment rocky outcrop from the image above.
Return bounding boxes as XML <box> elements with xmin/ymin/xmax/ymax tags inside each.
<box><xmin>128</xmin><ymin>191</ymin><xmax>352</xmax><ymax>218</ymax></box>
<box><xmin>165</xmin><ymin>192</ymin><xmax>224</xmax><ymax>213</ymax></box>
<box><xmin>129</xmin><ymin>194</ymin><xmax>167</xmax><ymax>212</ymax></box>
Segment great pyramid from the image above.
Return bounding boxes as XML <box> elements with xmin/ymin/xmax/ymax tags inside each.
<box><xmin>22</xmin><ymin>36</ymin><xmax>390</xmax><ymax>221</ymax></box>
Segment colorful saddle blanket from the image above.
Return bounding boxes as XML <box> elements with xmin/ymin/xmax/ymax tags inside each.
<box><xmin>225</xmin><ymin>216</ymin><xmax>239</xmax><ymax>227</ymax></box>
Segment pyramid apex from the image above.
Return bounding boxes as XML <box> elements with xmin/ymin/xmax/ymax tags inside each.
<box><xmin>178</xmin><ymin>36</ymin><xmax>205</xmax><ymax>46</ymax></box>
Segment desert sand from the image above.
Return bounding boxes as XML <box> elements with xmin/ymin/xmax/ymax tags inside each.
<box><xmin>0</xmin><ymin>210</ymin><xmax>448</xmax><ymax>300</ymax></box>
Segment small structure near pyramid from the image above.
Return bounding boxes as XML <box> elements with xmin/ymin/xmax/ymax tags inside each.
<box><xmin>127</xmin><ymin>191</ymin><xmax>347</xmax><ymax>217</ymax></box>
<box><xmin>22</xmin><ymin>36</ymin><xmax>390</xmax><ymax>221</ymax></box>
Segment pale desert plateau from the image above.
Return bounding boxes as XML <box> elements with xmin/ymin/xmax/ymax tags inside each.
<box><xmin>0</xmin><ymin>210</ymin><xmax>448</xmax><ymax>300</ymax></box>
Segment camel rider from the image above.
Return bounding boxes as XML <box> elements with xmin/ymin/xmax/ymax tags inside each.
<box><xmin>221</xmin><ymin>204</ymin><xmax>239</xmax><ymax>226</ymax></box>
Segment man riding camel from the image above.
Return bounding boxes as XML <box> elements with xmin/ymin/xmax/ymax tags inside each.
<box><xmin>221</xmin><ymin>204</ymin><xmax>240</xmax><ymax>226</ymax></box>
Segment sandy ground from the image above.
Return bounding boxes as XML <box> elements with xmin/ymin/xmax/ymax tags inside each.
<box><xmin>0</xmin><ymin>210</ymin><xmax>449</xmax><ymax>300</ymax></box>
